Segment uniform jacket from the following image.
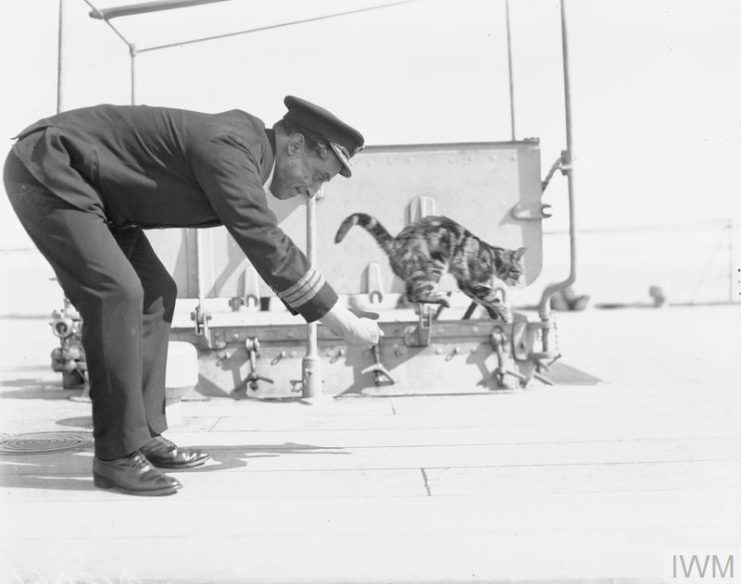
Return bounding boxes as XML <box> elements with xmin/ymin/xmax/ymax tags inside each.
<box><xmin>11</xmin><ymin>104</ymin><xmax>337</xmax><ymax>322</ymax></box>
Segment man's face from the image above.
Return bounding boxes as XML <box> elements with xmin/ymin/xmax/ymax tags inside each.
<box><xmin>269</xmin><ymin>134</ymin><xmax>342</xmax><ymax>200</ymax></box>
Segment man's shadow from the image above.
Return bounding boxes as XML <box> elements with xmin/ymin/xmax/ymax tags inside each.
<box><xmin>180</xmin><ymin>442</ymin><xmax>349</xmax><ymax>473</ymax></box>
<box><xmin>0</xmin><ymin>448</ymin><xmax>98</xmax><ymax>492</ymax></box>
<box><xmin>0</xmin><ymin>438</ymin><xmax>347</xmax><ymax>491</ymax></box>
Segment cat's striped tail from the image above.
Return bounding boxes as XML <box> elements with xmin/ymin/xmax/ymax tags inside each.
<box><xmin>334</xmin><ymin>213</ymin><xmax>394</xmax><ymax>253</ymax></box>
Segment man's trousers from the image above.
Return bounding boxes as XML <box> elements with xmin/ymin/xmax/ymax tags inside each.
<box><xmin>3</xmin><ymin>151</ymin><xmax>177</xmax><ymax>459</ymax></box>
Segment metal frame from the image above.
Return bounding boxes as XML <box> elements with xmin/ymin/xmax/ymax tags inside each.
<box><xmin>58</xmin><ymin>0</ymin><xmax>418</xmax><ymax>109</ymax></box>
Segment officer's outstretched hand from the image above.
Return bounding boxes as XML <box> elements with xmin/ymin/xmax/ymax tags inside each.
<box><xmin>320</xmin><ymin>303</ymin><xmax>383</xmax><ymax>347</ymax></box>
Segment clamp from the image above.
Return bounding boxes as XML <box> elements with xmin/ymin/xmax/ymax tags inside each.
<box><xmin>234</xmin><ymin>337</ymin><xmax>274</xmax><ymax>393</ymax></box>
<box><xmin>362</xmin><ymin>344</ymin><xmax>395</xmax><ymax>386</ymax></box>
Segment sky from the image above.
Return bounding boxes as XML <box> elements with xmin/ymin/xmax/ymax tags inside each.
<box><xmin>1</xmin><ymin>0</ymin><xmax>740</xmax><ymax>251</ymax></box>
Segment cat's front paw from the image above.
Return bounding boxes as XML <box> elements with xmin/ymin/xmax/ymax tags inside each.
<box><xmin>487</xmin><ymin>307</ymin><xmax>512</xmax><ymax>323</ymax></box>
<box><xmin>436</xmin><ymin>296</ymin><xmax>451</xmax><ymax>308</ymax></box>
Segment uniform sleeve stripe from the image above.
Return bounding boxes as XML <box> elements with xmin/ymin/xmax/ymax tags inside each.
<box><xmin>292</xmin><ymin>273</ymin><xmax>326</xmax><ymax>308</ymax></box>
<box><xmin>279</xmin><ymin>267</ymin><xmax>326</xmax><ymax>308</ymax></box>
<box><xmin>281</xmin><ymin>266</ymin><xmax>315</xmax><ymax>299</ymax></box>
<box><xmin>282</xmin><ymin>271</ymin><xmax>324</xmax><ymax>308</ymax></box>
<box><xmin>283</xmin><ymin>270</ymin><xmax>319</xmax><ymax>305</ymax></box>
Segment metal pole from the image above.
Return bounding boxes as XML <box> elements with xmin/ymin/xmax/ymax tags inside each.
<box><xmin>130</xmin><ymin>45</ymin><xmax>137</xmax><ymax>105</ymax></box>
<box><xmin>88</xmin><ymin>0</ymin><xmax>232</xmax><ymax>20</ymax></box>
<box><xmin>505</xmin><ymin>0</ymin><xmax>516</xmax><ymax>141</ymax></box>
<box><xmin>56</xmin><ymin>0</ymin><xmax>65</xmax><ymax>113</ymax></box>
<box><xmin>302</xmin><ymin>190</ymin><xmax>323</xmax><ymax>400</ymax></box>
<box><xmin>537</xmin><ymin>0</ymin><xmax>577</xmax><ymax>321</ymax></box>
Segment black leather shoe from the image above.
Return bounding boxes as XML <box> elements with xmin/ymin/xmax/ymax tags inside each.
<box><xmin>93</xmin><ymin>452</ymin><xmax>182</xmax><ymax>496</ymax></box>
<box><xmin>140</xmin><ymin>435</ymin><xmax>211</xmax><ymax>469</ymax></box>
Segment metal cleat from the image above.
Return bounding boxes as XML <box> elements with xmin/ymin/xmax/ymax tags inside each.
<box><xmin>362</xmin><ymin>344</ymin><xmax>395</xmax><ymax>386</ymax></box>
<box><xmin>233</xmin><ymin>337</ymin><xmax>274</xmax><ymax>394</ymax></box>
<box><xmin>190</xmin><ymin>304</ymin><xmax>212</xmax><ymax>348</ymax></box>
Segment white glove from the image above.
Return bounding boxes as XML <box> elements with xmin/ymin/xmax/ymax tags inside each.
<box><xmin>319</xmin><ymin>303</ymin><xmax>383</xmax><ymax>347</ymax></box>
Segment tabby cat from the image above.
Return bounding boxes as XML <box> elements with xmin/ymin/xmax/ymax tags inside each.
<box><xmin>334</xmin><ymin>213</ymin><xmax>526</xmax><ymax>322</ymax></box>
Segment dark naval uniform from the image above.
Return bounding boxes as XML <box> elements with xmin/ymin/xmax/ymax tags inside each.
<box><xmin>3</xmin><ymin>104</ymin><xmax>337</xmax><ymax>459</ymax></box>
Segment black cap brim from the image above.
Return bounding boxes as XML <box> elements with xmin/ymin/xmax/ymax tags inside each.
<box><xmin>329</xmin><ymin>142</ymin><xmax>353</xmax><ymax>177</ymax></box>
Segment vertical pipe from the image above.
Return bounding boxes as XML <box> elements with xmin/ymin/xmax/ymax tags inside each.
<box><xmin>302</xmin><ymin>190</ymin><xmax>322</xmax><ymax>399</ymax></box>
<box><xmin>560</xmin><ymin>0</ymin><xmax>575</xmax><ymax>180</ymax></box>
<box><xmin>560</xmin><ymin>0</ymin><xmax>577</xmax><ymax>294</ymax></box>
<box><xmin>56</xmin><ymin>0</ymin><xmax>65</xmax><ymax>113</ymax></box>
<box><xmin>537</xmin><ymin>0</ymin><xmax>577</xmax><ymax>321</ymax></box>
<box><xmin>196</xmin><ymin>229</ymin><xmax>206</xmax><ymax>314</ymax></box>
<box><xmin>505</xmin><ymin>0</ymin><xmax>516</xmax><ymax>141</ymax></box>
<box><xmin>130</xmin><ymin>45</ymin><xmax>137</xmax><ymax>105</ymax></box>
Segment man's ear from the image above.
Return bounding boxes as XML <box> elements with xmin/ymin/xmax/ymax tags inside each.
<box><xmin>287</xmin><ymin>133</ymin><xmax>305</xmax><ymax>155</ymax></box>
<box><xmin>315</xmin><ymin>141</ymin><xmax>331</xmax><ymax>160</ymax></box>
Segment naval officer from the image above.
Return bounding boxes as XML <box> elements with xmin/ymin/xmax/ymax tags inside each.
<box><xmin>3</xmin><ymin>96</ymin><xmax>381</xmax><ymax>496</ymax></box>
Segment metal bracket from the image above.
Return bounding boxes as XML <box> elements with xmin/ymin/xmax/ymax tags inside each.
<box><xmin>364</xmin><ymin>261</ymin><xmax>385</xmax><ymax>304</ymax></box>
<box><xmin>510</xmin><ymin>201</ymin><xmax>552</xmax><ymax>221</ymax></box>
<box><xmin>404</xmin><ymin>304</ymin><xmax>434</xmax><ymax>347</ymax></box>
<box><xmin>406</xmin><ymin>195</ymin><xmax>437</xmax><ymax>224</ymax></box>
<box><xmin>190</xmin><ymin>303</ymin><xmax>212</xmax><ymax>348</ymax></box>
<box><xmin>243</xmin><ymin>266</ymin><xmax>261</xmax><ymax>309</ymax></box>
<box><xmin>541</xmin><ymin>149</ymin><xmax>570</xmax><ymax>193</ymax></box>
<box><xmin>229</xmin><ymin>266</ymin><xmax>261</xmax><ymax>312</ymax></box>
<box><xmin>234</xmin><ymin>337</ymin><xmax>274</xmax><ymax>393</ymax></box>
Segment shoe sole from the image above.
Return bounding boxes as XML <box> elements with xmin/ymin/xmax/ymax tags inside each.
<box><xmin>93</xmin><ymin>474</ymin><xmax>181</xmax><ymax>496</ymax></box>
<box><xmin>146</xmin><ymin>455</ymin><xmax>212</xmax><ymax>470</ymax></box>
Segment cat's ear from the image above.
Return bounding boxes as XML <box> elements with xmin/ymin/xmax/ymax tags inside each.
<box><xmin>513</xmin><ymin>247</ymin><xmax>527</xmax><ymax>261</ymax></box>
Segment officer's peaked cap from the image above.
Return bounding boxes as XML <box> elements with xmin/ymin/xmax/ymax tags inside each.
<box><xmin>282</xmin><ymin>95</ymin><xmax>364</xmax><ymax>178</ymax></box>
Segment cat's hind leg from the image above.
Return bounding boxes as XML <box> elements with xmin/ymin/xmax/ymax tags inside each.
<box><xmin>405</xmin><ymin>262</ymin><xmax>450</xmax><ymax>307</ymax></box>
<box><xmin>458</xmin><ymin>281</ymin><xmax>511</xmax><ymax>322</ymax></box>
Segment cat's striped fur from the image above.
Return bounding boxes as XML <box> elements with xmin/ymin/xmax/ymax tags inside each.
<box><xmin>335</xmin><ymin>213</ymin><xmax>526</xmax><ymax>321</ymax></box>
